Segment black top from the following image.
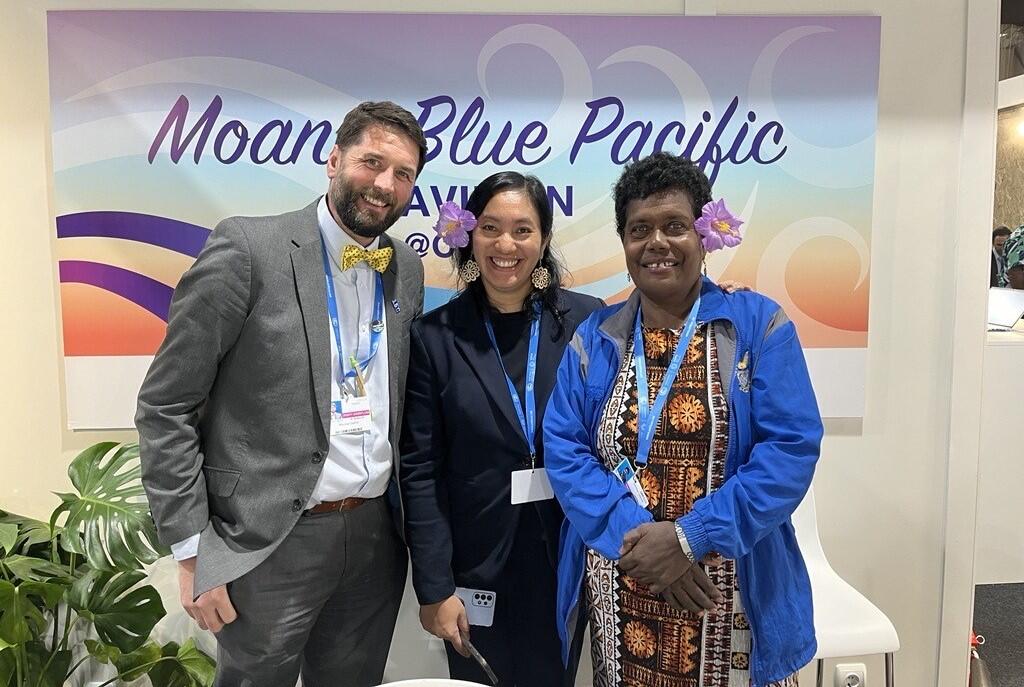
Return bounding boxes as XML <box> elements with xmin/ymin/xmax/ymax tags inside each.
<box><xmin>487</xmin><ymin>309</ymin><xmax>531</xmax><ymax>404</ymax></box>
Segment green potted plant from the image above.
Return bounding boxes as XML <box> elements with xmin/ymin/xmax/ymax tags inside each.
<box><xmin>0</xmin><ymin>442</ymin><xmax>215</xmax><ymax>686</ymax></box>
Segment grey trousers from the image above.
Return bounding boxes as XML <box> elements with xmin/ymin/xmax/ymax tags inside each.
<box><xmin>213</xmin><ymin>496</ymin><xmax>407</xmax><ymax>687</ymax></box>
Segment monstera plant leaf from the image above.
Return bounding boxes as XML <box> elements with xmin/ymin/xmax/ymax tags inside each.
<box><xmin>0</xmin><ymin>646</ymin><xmax>15</xmax><ymax>687</ymax></box>
<box><xmin>18</xmin><ymin>581</ymin><xmax>64</xmax><ymax>611</ymax></box>
<box><xmin>0</xmin><ymin>512</ymin><xmax>55</xmax><ymax>555</ymax></box>
<box><xmin>22</xmin><ymin>641</ymin><xmax>71</xmax><ymax>687</ymax></box>
<box><xmin>1</xmin><ymin>555</ymin><xmax>69</xmax><ymax>585</ymax></box>
<box><xmin>87</xmin><ymin>638</ymin><xmax>163</xmax><ymax>682</ymax></box>
<box><xmin>147</xmin><ymin>639</ymin><xmax>216</xmax><ymax>687</ymax></box>
<box><xmin>51</xmin><ymin>442</ymin><xmax>169</xmax><ymax>571</ymax></box>
<box><xmin>0</xmin><ymin>580</ymin><xmax>47</xmax><ymax>645</ymax></box>
<box><xmin>0</xmin><ymin>516</ymin><xmax>69</xmax><ymax>585</ymax></box>
<box><xmin>85</xmin><ymin>637</ymin><xmax>122</xmax><ymax>664</ymax></box>
<box><xmin>0</xmin><ymin>523</ymin><xmax>16</xmax><ymax>555</ymax></box>
<box><xmin>96</xmin><ymin>639</ymin><xmax>215</xmax><ymax>687</ymax></box>
<box><xmin>115</xmin><ymin>641</ymin><xmax>163</xmax><ymax>682</ymax></box>
<box><xmin>67</xmin><ymin>569</ymin><xmax>165</xmax><ymax>654</ymax></box>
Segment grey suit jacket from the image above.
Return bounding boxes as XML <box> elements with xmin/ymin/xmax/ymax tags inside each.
<box><xmin>136</xmin><ymin>199</ymin><xmax>424</xmax><ymax>597</ymax></box>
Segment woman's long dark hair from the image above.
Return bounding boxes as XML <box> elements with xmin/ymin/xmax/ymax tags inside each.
<box><xmin>453</xmin><ymin>171</ymin><xmax>569</xmax><ymax>335</ymax></box>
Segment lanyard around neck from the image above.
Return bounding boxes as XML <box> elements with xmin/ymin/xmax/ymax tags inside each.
<box><xmin>483</xmin><ymin>304</ymin><xmax>542</xmax><ymax>467</ymax></box>
<box><xmin>633</xmin><ymin>294</ymin><xmax>702</xmax><ymax>468</ymax></box>
<box><xmin>320</xmin><ymin>235</ymin><xmax>384</xmax><ymax>387</ymax></box>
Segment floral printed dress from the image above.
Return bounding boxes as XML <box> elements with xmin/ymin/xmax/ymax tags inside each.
<box><xmin>584</xmin><ymin>323</ymin><xmax>799</xmax><ymax>687</ymax></box>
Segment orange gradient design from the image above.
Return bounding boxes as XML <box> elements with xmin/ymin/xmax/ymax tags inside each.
<box><xmin>423</xmin><ymin>258</ymin><xmax>459</xmax><ymax>289</ymax></box>
<box><xmin>569</xmin><ymin>255</ymin><xmax>627</xmax><ymax>285</ymax></box>
<box><xmin>785</xmin><ymin>237</ymin><xmax>870</xmax><ymax>333</ymax></box>
<box><xmin>606</xmin><ymin>286</ymin><xmax>633</xmax><ymax>304</ymax></box>
<box><xmin>61</xmin><ymin>283</ymin><xmax>167</xmax><ymax>355</ymax></box>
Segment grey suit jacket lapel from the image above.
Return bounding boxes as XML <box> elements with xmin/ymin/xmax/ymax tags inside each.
<box><xmin>290</xmin><ymin>202</ymin><xmax>331</xmax><ymax>444</ymax></box>
<box><xmin>379</xmin><ymin>234</ymin><xmax>404</xmax><ymax>433</ymax></box>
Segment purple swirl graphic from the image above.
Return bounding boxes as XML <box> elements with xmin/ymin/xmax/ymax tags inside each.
<box><xmin>59</xmin><ymin>260</ymin><xmax>174</xmax><ymax>321</ymax></box>
<box><xmin>56</xmin><ymin>211</ymin><xmax>211</xmax><ymax>258</ymax></box>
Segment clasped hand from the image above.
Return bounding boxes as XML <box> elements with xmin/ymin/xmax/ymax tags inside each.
<box><xmin>619</xmin><ymin>522</ymin><xmax>724</xmax><ymax>614</ymax></box>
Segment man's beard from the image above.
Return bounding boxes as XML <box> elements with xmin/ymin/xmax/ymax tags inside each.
<box><xmin>329</xmin><ymin>178</ymin><xmax>404</xmax><ymax>240</ymax></box>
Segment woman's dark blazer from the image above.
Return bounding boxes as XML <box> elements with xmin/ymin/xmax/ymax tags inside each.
<box><xmin>399</xmin><ymin>287</ymin><xmax>603</xmax><ymax>605</ymax></box>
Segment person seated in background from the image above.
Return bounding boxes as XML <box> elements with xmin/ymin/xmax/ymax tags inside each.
<box><xmin>991</xmin><ymin>225</ymin><xmax>1011</xmax><ymax>287</ymax></box>
<box><xmin>999</xmin><ymin>226</ymin><xmax>1024</xmax><ymax>289</ymax></box>
<box><xmin>544</xmin><ymin>152</ymin><xmax>823</xmax><ymax>686</ymax></box>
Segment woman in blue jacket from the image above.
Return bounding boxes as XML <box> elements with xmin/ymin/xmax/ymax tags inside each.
<box><xmin>544</xmin><ymin>153</ymin><xmax>823</xmax><ymax>687</ymax></box>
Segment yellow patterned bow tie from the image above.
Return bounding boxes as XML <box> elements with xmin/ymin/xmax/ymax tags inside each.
<box><xmin>340</xmin><ymin>244</ymin><xmax>393</xmax><ymax>272</ymax></box>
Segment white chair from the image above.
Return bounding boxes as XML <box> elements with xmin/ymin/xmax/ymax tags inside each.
<box><xmin>380</xmin><ymin>681</ymin><xmax>485</xmax><ymax>687</ymax></box>
<box><xmin>791</xmin><ymin>487</ymin><xmax>900</xmax><ymax>687</ymax></box>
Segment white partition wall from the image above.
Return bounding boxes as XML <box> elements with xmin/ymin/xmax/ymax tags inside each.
<box><xmin>975</xmin><ymin>335</ymin><xmax>1024</xmax><ymax>585</ymax></box>
<box><xmin>974</xmin><ymin>74</ymin><xmax>1024</xmax><ymax>588</ymax></box>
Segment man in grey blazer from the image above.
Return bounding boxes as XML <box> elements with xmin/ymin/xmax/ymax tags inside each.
<box><xmin>136</xmin><ymin>101</ymin><xmax>427</xmax><ymax>686</ymax></box>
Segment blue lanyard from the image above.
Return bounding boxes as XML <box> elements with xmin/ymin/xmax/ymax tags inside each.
<box><xmin>483</xmin><ymin>304</ymin><xmax>542</xmax><ymax>466</ymax></box>
<box><xmin>320</xmin><ymin>236</ymin><xmax>384</xmax><ymax>388</ymax></box>
<box><xmin>633</xmin><ymin>294</ymin><xmax>702</xmax><ymax>468</ymax></box>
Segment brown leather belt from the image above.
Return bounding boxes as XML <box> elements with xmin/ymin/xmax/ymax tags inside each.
<box><xmin>303</xmin><ymin>497</ymin><xmax>368</xmax><ymax>516</ymax></box>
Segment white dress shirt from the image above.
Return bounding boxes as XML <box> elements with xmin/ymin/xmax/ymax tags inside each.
<box><xmin>170</xmin><ymin>196</ymin><xmax>393</xmax><ymax>560</ymax></box>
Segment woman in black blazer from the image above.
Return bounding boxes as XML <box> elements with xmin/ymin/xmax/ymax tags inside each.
<box><xmin>399</xmin><ymin>171</ymin><xmax>602</xmax><ymax>685</ymax></box>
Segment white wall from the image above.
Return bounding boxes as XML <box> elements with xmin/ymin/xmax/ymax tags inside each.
<box><xmin>974</xmin><ymin>85</ymin><xmax>1024</xmax><ymax>589</ymax></box>
<box><xmin>974</xmin><ymin>335</ymin><xmax>1024</xmax><ymax>585</ymax></box>
<box><xmin>0</xmin><ymin>1</ymin><xmax>994</xmax><ymax>685</ymax></box>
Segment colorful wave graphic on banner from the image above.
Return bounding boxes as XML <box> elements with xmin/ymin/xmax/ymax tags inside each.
<box><xmin>55</xmin><ymin>211</ymin><xmax>468</xmax><ymax>355</ymax></box>
<box><xmin>56</xmin><ymin>205</ymin><xmax>872</xmax><ymax>355</ymax></box>
<box><xmin>56</xmin><ymin>212</ymin><xmax>209</xmax><ymax>355</ymax></box>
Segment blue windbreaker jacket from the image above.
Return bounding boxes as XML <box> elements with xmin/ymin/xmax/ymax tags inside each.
<box><xmin>543</xmin><ymin>278</ymin><xmax>823</xmax><ymax>686</ymax></box>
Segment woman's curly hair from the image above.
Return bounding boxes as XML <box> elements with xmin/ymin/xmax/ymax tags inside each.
<box><xmin>613</xmin><ymin>153</ymin><xmax>713</xmax><ymax>236</ymax></box>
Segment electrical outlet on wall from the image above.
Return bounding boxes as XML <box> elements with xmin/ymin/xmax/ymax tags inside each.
<box><xmin>834</xmin><ymin>663</ymin><xmax>867</xmax><ymax>687</ymax></box>
<box><xmin>831</xmin><ymin>663</ymin><xmax>864</xmax><ymax>687</ymax></box>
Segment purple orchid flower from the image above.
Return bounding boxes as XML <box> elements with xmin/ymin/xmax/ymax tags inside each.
<box><xmin>432</xmin><ymin>201</ymin><xmax>477</xmax><ymax>248</ymax></box>
<box><xmin>694</xmin><ymin>199</ymin><xmax>744</xmax><ymax>252</ymax></box>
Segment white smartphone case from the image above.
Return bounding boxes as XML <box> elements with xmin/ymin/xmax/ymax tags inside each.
<box><xmin>454</xmin><ymin>587</ymin><xmax>496</xmax><ymax>627</ymax></box>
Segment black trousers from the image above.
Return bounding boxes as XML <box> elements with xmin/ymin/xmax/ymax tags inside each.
<box><xmin>446</xmin><ymin>506</ymin><xmax>569</xmax><ymax>687</ymax></box>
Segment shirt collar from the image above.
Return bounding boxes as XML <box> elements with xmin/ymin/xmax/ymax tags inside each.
<box><xmin>318</xmin><ymin>195</ymin><xmax>380</xmax><ymax>269</ymax></box>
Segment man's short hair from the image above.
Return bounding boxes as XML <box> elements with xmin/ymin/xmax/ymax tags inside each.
<box><xmin>994</xmin><ymin>225</ymin><xmax>1012</xmax><ymax>240</ymax></box>
<box><xmin>334</xmin><ymin>101</ymin><xmax>428</xmax><ymax>175</ymax></box>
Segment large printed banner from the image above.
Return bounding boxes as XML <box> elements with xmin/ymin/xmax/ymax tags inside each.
<box><xmin>48</xmin><ymin>12</ymin><xmax>879</xmax><ymax>427</ymax></box>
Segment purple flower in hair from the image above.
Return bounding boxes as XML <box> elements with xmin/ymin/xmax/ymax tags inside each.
<box><xmin>694</xmin><ymin>199</ymin><xmax>743</xmax><ymax>252</ymax></box>
<box><xmin>432</xmin><ymin>202</ymin><xmax>477</xmax><ymax>248</ymax></box>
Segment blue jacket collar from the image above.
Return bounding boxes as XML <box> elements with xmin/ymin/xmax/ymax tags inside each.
<box><xmin>597</xmin><ymin>276</ymin><xmax>732</xmax><ymax>355</ymax></box>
